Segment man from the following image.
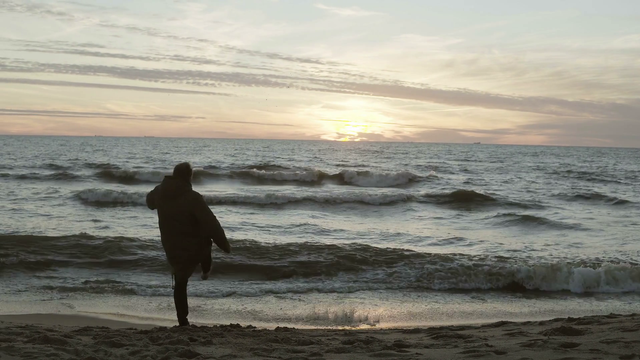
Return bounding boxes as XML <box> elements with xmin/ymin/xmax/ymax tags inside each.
<box><xmin>146</xmin><ymin>162</ymin><xmax>230</xmax><ymax>326</ymax></box>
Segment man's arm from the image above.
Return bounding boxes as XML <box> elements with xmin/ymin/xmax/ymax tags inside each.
<box><xmin>146</xmin><ymin>187</ymin><xmax>158</xmax><ymax>210</ymax></box>
<box><xmin>192</xmin><ymin>193</ymin><xmax>231</xmax><ymax>253</ymax></box>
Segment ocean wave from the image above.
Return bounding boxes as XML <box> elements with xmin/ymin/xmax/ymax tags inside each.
<box><xmin>419</xmin><ymin>189</ymin><xmax>537</xmax><ymax>208</ymax></box>
<box><xmin>75</xmin><ymin>189</ymin><xmax>147</xmax><ymax>206</ymax></box>
<box><xmin>490</xmin><ymin>213</ymin><xmax>580</xmax><ymax>230</ymax></box>
<box><xmin>230</xmin><ymin>169</ymin><xmax>326</xmax><ymax>183</ymax></box>
<box><xmin>96</xmin><ymin>169</ymin><xmax>167</xmax><ymax>184</ymax></box>
<box><xmin>0</xmin><ymin>233</ymin><xmax>166</xmax><ymax>273</ymax></box>
<box><xmin>88</xmin><ymin>163</ymin><xmax>423</xmax><ymax>188</ymax></box>
<box><xmin>73</xmin><ymin>188</ymin><xmax>535</xmax><ymax>209</ymax></box>
<box><xmin>2</xmin><ymin>235</ymin><xmax>638</xmax><ymax>294</ymax></box>
<box><xmin>84</xmin><ymin>162</ymin><xmax>121</xmax><ymax>170</ymax></box>
<box><xmin>241</xmin><ymin>164</ymin><xmax>291</xmax><ymax>171</ymax></box>
<box><xmin>202</xmin><ymin>192</ymin><xmax>416</xmax><ymax>206</ymax></box>
<box><xmin>43</xmin><ymin>163</ymin><xmax>70</xmax><ymax>171</ymax></box>
<box><xmin>13</xmin><ymin>171</ymin><xmax>82</xmax><ymax>181</ymax></box>
<box><xmin>559</xmin><ymin>192</ymin><xmax>632</xmax><ymax>205</ymax></box>
<box><xmin>10</xmin><ymin>161</ymin><xmax>423</xmax><ymax>188</ymax></box>
<box><xmin>423</xmin><ymin>189</ymin><xmax>495</xmax><ymax>204</ymax></box>
<box><xmin>553</xmin><ymin>169</ymin><xmax>628</xmax><ymax>185</ymax></box>
<box><xmin>74</xmin><ymin>188</ymin><xmax>417</xmax><ymax>207</ymax></box>
<box><xmin>337</xmin><ymin>170</ymin><xmax>421</xmax><ymax>187</ymax></box>
<box><xmin>229</xmin><ymin>169</ymin><xmax>422</xmax><ymax>187</ymax></box>
<box><xmin>96</xmin><ymin>168</ymin><xmax>220</xmax><ymax>184</ymax></box>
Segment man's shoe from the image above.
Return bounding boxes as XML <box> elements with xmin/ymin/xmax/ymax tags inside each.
<box><xmin>201</xmin><ymin>269</ymin><xmax>211</xmax><ymax>280</ymax></box>
<box><xmin>178</xmin><ymin>318</ymin><xmax>190</xmax><ymax>327</ymax></box>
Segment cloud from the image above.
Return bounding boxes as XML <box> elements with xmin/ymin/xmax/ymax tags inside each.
<box><xmin>0</xmin><ymin>108</ymin><xmax>203</xmax><ymax>122</ymax></box>
<box><xmin>0</xmin><ymin>0</ymin><xmax>77</xmax><ymax>20</ymax></box>
<box><xmin>3</xmin><ymin>59</ymin><xmax>637</xmax><ymax>121</ymax></box>
<box><xmin>215</xmin><ymin>120</ymin><xmax>295</xmax><ymax>127</ymax></box>
<box><xmin>314</xmin><ymin>3</ymin><xmax>381</xmax><ymax>17</ymax></box>
<box><xmin>321</xmin><ymin>81</ymin><xmax>639</xmax><ymax>120</ymax></box>
<box><xmin>97</xmin><ymin>22</ymin><xmax>335</xmax><ymax>65</ymax></box>
<box><xmin>8</xmin><ymin>40</ymin><xmax>278</xmax><ymax>72</ymax></box>
<box><xmin>0</xmin><ymin>78</ymin><xmax>231</xmax><ymax>96</ymax></box>
<box><xmin>0</xmin><ymin>0</ymin><xmax>341</xmax><ymax>66</ymax></box>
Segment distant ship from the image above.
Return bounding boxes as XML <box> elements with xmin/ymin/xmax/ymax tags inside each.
<box><xmin>144</xmin><ymin>136</ymin><xmax>155</xmax><ymax>138</ymax></box>
<box><xmin>473</xmin><ymin>142</ymin><xmax>481</xmax><ymax>144</ymax></box>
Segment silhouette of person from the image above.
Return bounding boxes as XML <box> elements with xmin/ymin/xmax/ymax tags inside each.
<box><xmin>146</xmin><ymin>162</ymin><xmax>230</xmax><ymax>326</ymax></box>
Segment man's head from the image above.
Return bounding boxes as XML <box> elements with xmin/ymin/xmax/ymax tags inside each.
<box><xmin>173</xmin><ymin>162</ymin><xmax>193</xmax><ymax>182</ymax></box>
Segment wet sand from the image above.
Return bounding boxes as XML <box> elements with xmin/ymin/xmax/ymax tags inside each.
<box><xmin>0</xmin><ymin>313</ymin><xmax>638</xmax><ymax>359</ymax></box>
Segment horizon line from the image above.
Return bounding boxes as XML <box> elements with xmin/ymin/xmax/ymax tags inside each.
<box><xmin>0</xmin><ymin>134</ymin><xmax>638</xmax><ymax>150</ymax></box>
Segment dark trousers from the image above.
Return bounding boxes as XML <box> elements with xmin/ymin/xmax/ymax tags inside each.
<box><xmin>173</xmin><ymin>243</ymin><xmax>212</xmax><ymax>326</ymax></box>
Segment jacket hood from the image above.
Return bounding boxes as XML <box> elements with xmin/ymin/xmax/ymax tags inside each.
<box><xmin>158</xmin><ymin>176</ymin><xmax>192</xmax><ymax>200</ymax></box>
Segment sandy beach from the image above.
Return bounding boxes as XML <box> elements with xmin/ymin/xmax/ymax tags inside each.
<box><xmin>0</xmin><ymin>313</ymin><xmax>638</xmax><ymax>359</ymax></box>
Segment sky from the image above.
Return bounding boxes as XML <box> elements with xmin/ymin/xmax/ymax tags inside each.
<box><xmin>0</xmin><ymin>0</ymin><xmax>639</xmax><ymax>146</ymax></box>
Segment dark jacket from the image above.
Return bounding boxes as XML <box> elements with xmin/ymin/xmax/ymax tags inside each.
<box><xmin>146</xmin><ymin>176</ymin><xmax>230</xmax><ymax>268</ymax></box>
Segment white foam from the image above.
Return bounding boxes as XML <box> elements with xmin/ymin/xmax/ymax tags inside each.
<box><xmin>421</xmin><ymin>261</ymin><xmax>640</xmax><ymax>293</ymax></box>
<box><xmin>339</xmin><ymin>170</ymin><xmax>419</xmax><ymax>187</ymax></box>
<box><xmin>302</xmin><ymin>307</ymin><xmax>381</xmax><ymax>327</ymax></box>
<box><xmin>231</xmin><ymin>168</ymin><xmax>422</xmax><ymax>187</ymax></box>
<box><xmin>516</xmin><ymin>263</ymin><xmax>640</xmax><ymax>293</ymax></box>
<box><xmin>233</xmin><ymin>169</ymin><xmax>324</xmax><ymax>182</ymax></box>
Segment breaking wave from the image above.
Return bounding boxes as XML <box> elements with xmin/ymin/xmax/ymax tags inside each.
<box><xmin>3</xmin><ymin>162</ymin><xmax>423</xmax><ymax>188</ymax></box>
<box><xmin>337</xmin><ymin>170</ymin><xmax>421</xmax><ymax>187</ymax></box>
<box><xmin>74</xmin><ymin>188</ymin><xmax>535</xmax><ymax>208</ymax></box>
<box><xmin>228</xmin><ymin>169</ymin><xmax>422</xmax><ymax>187</ymax></box>
<box><xmin>2</xmin><ymin>235</ymin><xmax>638</xmax><ymax>295</ymax></box>
<box><xmin>240</xmin><ymin>164</ymin><xmax>291</xmax><ymax>172</ymax></box>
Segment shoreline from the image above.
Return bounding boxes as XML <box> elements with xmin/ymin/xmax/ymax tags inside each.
<box><xmin>1</xmin><ymin>313</ymin><xmax>638</xmax><ymax>359</ymax></box>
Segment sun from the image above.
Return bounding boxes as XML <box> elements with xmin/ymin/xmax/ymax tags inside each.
<box><xmin>333</xmin><ymin>120</ymin><xmax>372</xmax><ymax>141</ymax></box>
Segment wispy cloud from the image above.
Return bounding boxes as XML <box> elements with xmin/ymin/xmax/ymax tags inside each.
<box><xmin>5</xmin><ymin>38</ymin><xmax>281</xmax><ymax>72</ymax></box>
<box><xmin>2</xmin><ymin>59</ymin><xmax>637</xmax><ymax>121</ymax></box>
<box><xmin>215</xmin><ymin>120</ymin><xmax>295</xmax><ymax>127</ymax></box>
<box><xmin>0</xmin><ymin>1</ymin><xmax>340</xmax><ymax>66</ymax></box>
<box><xmin>314</xmin><ymin>3</ymin><xmax>382</xmax><ymax>17</ymax></box>
<box><xmin>0</xmin><ymin>108</ymin><xmax>204</xmax><ymax>122</ymax></box>
<box><xmin>0</xmin><ymin>78</ymin><xmax>231</xmax><ymax>96</ymax></box>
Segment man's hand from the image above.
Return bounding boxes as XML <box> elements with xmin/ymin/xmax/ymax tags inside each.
<box><xmin>213</xmin><ymin>237</ymin><xmax>231</xmax><ymax>253</ymax></box>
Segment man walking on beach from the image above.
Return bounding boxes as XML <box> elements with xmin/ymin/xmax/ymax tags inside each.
<box><xmin>146</xmin><ymin>162</ymin><xmax>231</xmax><ymax>326</ymax></box>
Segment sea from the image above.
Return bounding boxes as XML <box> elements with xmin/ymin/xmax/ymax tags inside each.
<box><xmin>1</xmin><ymin>135</ymin><xmax>639</xmax><ymax>328</ymax></box>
